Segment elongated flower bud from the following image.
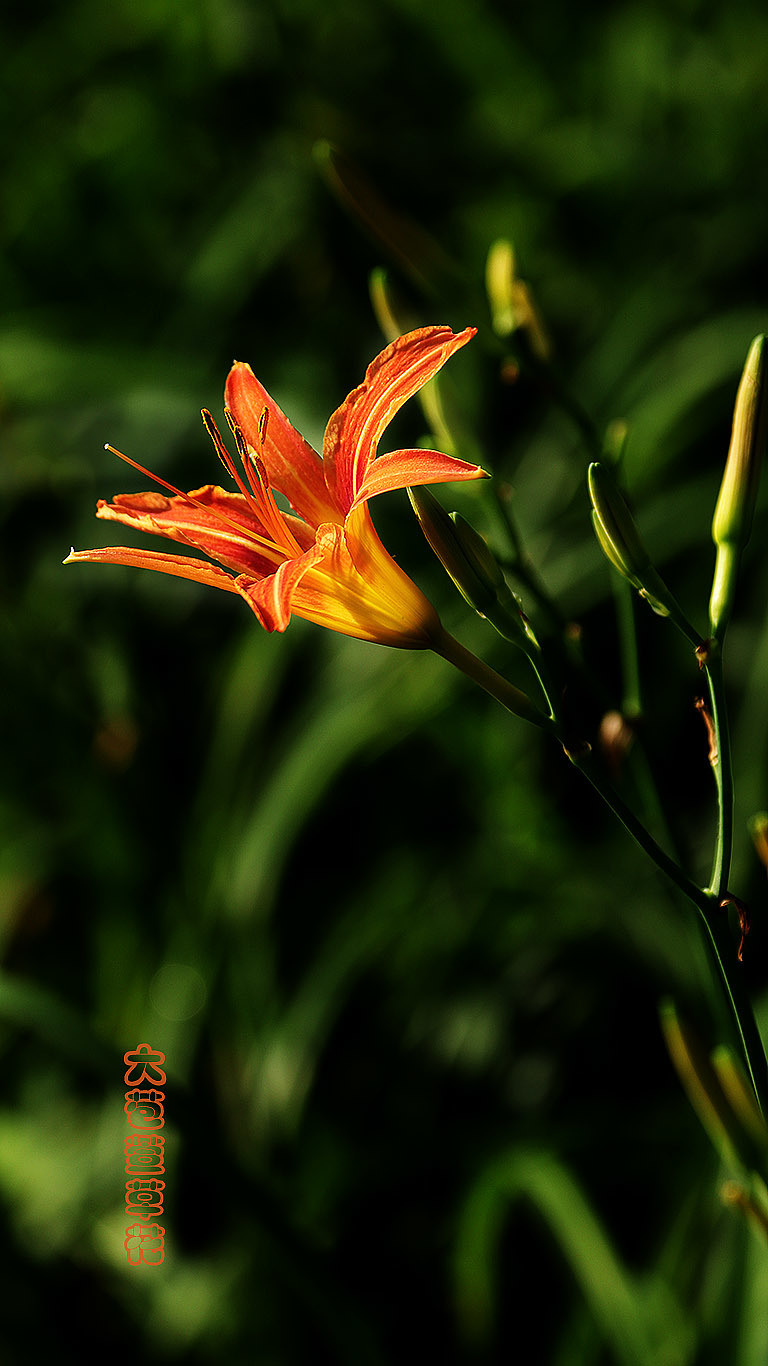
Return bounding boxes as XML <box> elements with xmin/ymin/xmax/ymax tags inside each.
<box><xmin>486</xmin><ymin>239</ymin><xmax>518</xmax><ymax>338</ymax></box>
<box><xmin>408</xmin><ymin>487</ymin><xmax>534</xmax><ymax>647</ymax></box>
<box><xmin>589</xmin><ymin>463</ymin><xmax>702</xmax><ymax>644</ymax></box>
<box><xmin>709</xmin><ymin>335</ymin><xmax>768</xmax><ymax>638</ymax></box>
<box><xmin>485</xmin><ymin>239</ymin><xmax>551</xmax><ymax>360</ymax></box>
<box><xmin>588</xmin><ymin>463</ymin><xmax>671</xmax><ymax>614</ymax></box>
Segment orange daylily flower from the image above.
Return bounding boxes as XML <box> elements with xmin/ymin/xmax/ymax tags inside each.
<box><xmin>66</xmin><ymin>326</ymin><xmax>487</xmax><ymax>647</ymax></box>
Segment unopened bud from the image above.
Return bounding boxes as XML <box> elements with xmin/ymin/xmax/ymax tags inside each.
<box><xmin>712</xmin><ymin>336</ymin><xmax>767</xmax><ymax>550</ymax></box>
<box><xmin>709</xmin><ymin>335</ymin><xmax>768</xmax><ymax>638</ymax></box>
<box><xmin>588</xmin><ymin>463</ymin><xmax>671</xmax><ymax>616</ymax></box>
<box><xmin>485</xmin><ymin>239</ymin><xmax>551</xmax><ymax>360</ymax></box>
<box><xmin>486</xmin><ymin>239</ymin><xmax>518</xmax><ymax>338</ymax></box>
<box><xmin>408</xmin><ymin>488</ymin><xmax>534</xmax><ymax>647</ymax></box>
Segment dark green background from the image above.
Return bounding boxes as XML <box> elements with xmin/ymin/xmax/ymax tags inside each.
<box><xmin>3</xmin><ymin>0</ymin><xmax>768</xmax><ymax>1361</ymax></box>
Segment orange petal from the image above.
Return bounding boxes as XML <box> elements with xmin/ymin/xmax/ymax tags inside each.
<box><xmin>64</xmin><ymin>545</ymin><xmax>241</xmax><ymax>593</ymax></box>
<box><xmin>232</xmin><ymin>531</ymin><xmax>335</xmax><ymax>632</ymax></box>
<box><xmin>94</xmin><ymin>486</ymin><xmax>313</xmax><ymax>577</ymax></box>
<box><xmin>322</xmin><ymin>326</ymin><xmax>476</xmax><ymax>513</ymax></box>
<box><xmin>348</xmin><ymin>447</ymin><xmax>488</xmax><ymax>510</ymax></box>
<box><xmin>225</xmin><ymin>361</ymin><xmax>343</xmax><ymax>527</ymax></box>
<box><xmin>301</xmin><ymin>507</ymin><xmax>440</xmax><ymax>646</ymax></box>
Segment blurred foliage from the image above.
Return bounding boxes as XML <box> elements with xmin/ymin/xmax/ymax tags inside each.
<box><xmin>3</xmin><ymin>0</ymin><xmax>768</xmax><ymax>1362</ymax></box>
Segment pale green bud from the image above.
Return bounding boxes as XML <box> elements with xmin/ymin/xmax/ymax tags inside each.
<box><xmin>712</xmin><ymin>336</ymin><xmax>767</xmax><ymax>550</ymax></box>
<box><xmin>709</xmin><ymin>335</ymin><xmax>767</xmax><ymax>638</ymax></box>
<box><xmin>588</xmin><ymin>463</ymin><xmax>670</xmax><ymax>616</ymax></box>
<box><xmin>485</xmin><ymin>238</ymin><xmax>551</xmax><ymax>360</ymax></box>
<box><xmin>408</xmin><ymin>488</ymin><xmax>534</xmax><ymax>647</ymax></box>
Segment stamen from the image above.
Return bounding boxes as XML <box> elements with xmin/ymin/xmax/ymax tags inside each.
<box><xmin>202</xmin><ymin>409</ymin><xmax>255</xmax><ymax>506</ymax></box>
<box><xmin>104</xmin><ymin>440</ymin><xmax>280</xmax><ymax>557</ymax></box>
<box><xmin>204</xmin><ymin>410</ymin><xmax>297</xmax><ymax>552</ymax></box>
<box><xmin>222</xmin><ymin>408</ymin><xmax>304</xmax><ymax>557</ymax></box>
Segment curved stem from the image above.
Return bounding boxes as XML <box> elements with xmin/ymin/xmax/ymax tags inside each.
<box><xmin>491</xmin><ymin>487</ymin><xmax>568</xmax><ymax>631</ymax></box>
<box><xmin>571</xmin><ymin>749</ymin><xmax>767</xmax><ymax>1113</ymax></box>
<box><xmin>699</xmin><ymin>910</ymin><xmax>768</xmax><ymax>1117</ymax></box>
<box><xmin>567</xmin><ymin>748</ymin><xmax>710</xmax><ymax>912</ymax></box>
<box><xmin>432</xmin><ymin>630</ymin><xmax>768</xmax><ymax>1114</ymax></box>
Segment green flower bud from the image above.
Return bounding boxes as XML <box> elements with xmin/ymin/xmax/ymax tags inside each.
<box><xmin>408</xmin><ymin>488</ymin><xmax>534</xmax><ymax>647</ymax></box>
<box><xmin>485</xmin><ymin>238</ymin><xmax>551</xmax><ymax>359</ymax></box>
<box><xmin>709</xmin><ymin>335</ymin><xmax>768</xmax><ymax>638</ymax></box>
<box><xmin>588</xmin><ymin>463</ymin><xmax>671</xmax><ymax>617</ymax></box>
<box><xmin>712</xmin><ymin>336</ymin><xmax>767</xmax><ymax>549</ymax></box>
<box><xmin>485</xmin><ymin>239</ymin><xmax>518</xmax><ymax>339</ymax></box>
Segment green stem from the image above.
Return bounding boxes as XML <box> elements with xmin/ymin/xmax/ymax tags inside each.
<box><xmin>432</xmin><ymin>630</ymin><xmax>768</xmax><ymax>1115</ymax></box>
<box><xmin>576</xmin><ymin>748</ymin><xmax>767</xmax><ymax>1114</ymax></box>
<box><xmin>571</xmin><ymin>749</ymin><xmax>768</xmax><ymax>1115</ymax></box>
<box><xmin>703</xmin><ymin>649</ymin><xmax>734</xmax><ymax>901</ymax></box>
<box><xmin>699</xmin><ymin>911</ymin><xmax>768</xmax><ymax>1117</ymax></box>
<box><xmin>525</xmin><ymin>351</ymin><xmax>604</xmax><ymax>459</ymax></box>
<box><xmin>614</xmin><ymin>576</ymin><xmax>642</xmax><ymax>721</ymax></box>
<box><xmin>430</xmin><ymin>626</ymin><xmax>556</xmax><ymax>733</ymax></box>
<box><xmin>569</xmin><ymin>748</ymin><xmax>709</xmax><ymax>911</ymax></box>
<box><xmin>525</xmin><ymin>647</ymin><xmax>559</xmax><ymax>723</ymax></box>
<box><xmin>491</xmin><ymin>487</ymin><xmax>568</xmax><ymax>631</ymax></box>
<box><xmin>613</xmin><ymin>576</ymin><xmax>688</xmax><ymax>867</ymax></box>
